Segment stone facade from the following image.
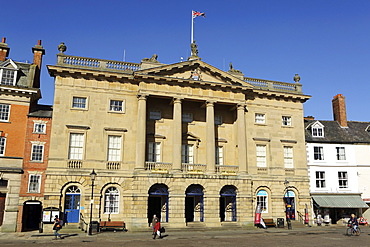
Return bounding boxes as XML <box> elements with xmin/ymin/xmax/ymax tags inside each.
<box><xmin>44</xmin><ymin>46</ymin><xmax>311</xmax><ymax>231</ymax></box>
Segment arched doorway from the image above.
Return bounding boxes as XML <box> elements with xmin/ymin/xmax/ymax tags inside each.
<box><xmin>147</xmin><ymin>184</ymin><xmax>168</xmax><ymax>225</ymax></box>
<box><xmin>22</xmin><ymin>201</ymin><xmax>42</xmax><ymax>231</ymax></box>
<box><xmin>284</xmin><ymin>190</ymin><xmax>296</xmax><ymax>220</ymax></box>
<box><xmin>220</xmin><ymin>185</ymin><xmax>237</xmax><ymax>222</ymax></box>
<box><xmin>185</xmin><ymin>184</ymin><xmax>204</xmax><ymax>223</ymax></box>
<box><xmin>64</xmin><ymin>185</ymin><xmax>81</xmax><ymax>223</ymax></box>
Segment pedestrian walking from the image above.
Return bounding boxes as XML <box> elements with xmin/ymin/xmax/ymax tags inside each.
<box><xmin>316</xmin><ymin>214</ymin><xmax>322</xmax><ymax>226</ymax></box>
<box><xmin>52</xmin><ymin>215</ymin><xmax>63</xmax><ymax>240</ymax></box>
<box><xmin>151</xmin><ymin>214</ymin><xmax>158</xmax><ymax>237</ymax></box>
<box><xmin>153</xmin><ymin>220</ymin><xmax>162</xmax><ymax>239</ymax></box>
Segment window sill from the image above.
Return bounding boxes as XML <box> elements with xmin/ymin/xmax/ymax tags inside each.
<box><xmin>70</xmin><ymin>108</ymin><xmax>88</xmax><ymax>111</ymax></box>
<box><xmin>30</xmin><ymin>160</ymin><xmax>44</xmax><ymax>163</ymax></box>
<box><xmin>33</xmin><ymin>132</ymin><xmax>46</xmax><ymax>135</ymax></box>
<box><xmin>108</xmin><ymin>110</ymin><xmax>125</xmax><ymax>114</ymax></box>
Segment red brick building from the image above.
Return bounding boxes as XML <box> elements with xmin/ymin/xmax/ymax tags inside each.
<box><xmin>16</xmin><ymin>105</ymin><xmax>52</xmax><ymax>232</ymax></box>
<box><xmin>0</xmin><ymin>38</ymin><xmax>46</xmax><ymax>232</ymax></box>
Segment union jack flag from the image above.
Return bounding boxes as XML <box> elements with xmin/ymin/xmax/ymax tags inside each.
<box><xmin>192</xmin><ymin>10</ymin><xmax>206</xmax><ymax>18</ymax></box>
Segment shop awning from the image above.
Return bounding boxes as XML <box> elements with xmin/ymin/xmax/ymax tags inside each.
<box><xmin>312</xmin><ymin>195</ymin><xmax>369</xmax><ymax>208</ymax></box>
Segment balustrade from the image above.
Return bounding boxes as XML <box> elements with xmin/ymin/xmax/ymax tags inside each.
<box><xmin>182</xmin><ymin>163</ymin><xmax>207</xmax><ymax>174</ymax></box>
<box><xmin>216</xmin><ymin>165</ymin><xmax>238</xmax><ymax>175</ymax></box>
<box><xmin>67</xmin><ymin>160</ymin><xmax>82</xmax><ymax>169</ymax></box>
<box><xmin>244</xmin><ymin>77</ymin><xmax>302</xmax><ymax>93</ymax></box>
<box><xmin>57</xmin><ymin>54</ymin><xmax>141</xmax><ymax>72</ymax></box>
<box><xmin>145</xmin><ymin>162</ymin><xmax>172</xmax><ymax>173</ymax></box>
<box><xmin>106</xmin><ymin>161</ymin><xmax>121</xmax><ymax>170</ymax></box>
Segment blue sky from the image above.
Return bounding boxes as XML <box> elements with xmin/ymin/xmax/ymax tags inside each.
<box><xmin>3</xmin><ymin>0</ymin><xmax>370</xmax><ymax>121</ymax></box>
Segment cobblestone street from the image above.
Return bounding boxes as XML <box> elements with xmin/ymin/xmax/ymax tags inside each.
<box><xmin>0</xmin><ymin>225</ymin><xmax>369</xmax><ymax>247</ymax></box>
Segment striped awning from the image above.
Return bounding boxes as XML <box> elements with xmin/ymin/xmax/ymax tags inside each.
<box><xmin>313</xmin><ymin>195</ymin><xmax>369</xmax><ymax>208</ymax></box>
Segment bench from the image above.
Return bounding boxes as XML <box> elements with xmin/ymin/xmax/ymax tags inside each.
<box><xmin>99</xmin><ymin>221</ymin><xmax>126</xmax><ymax>232</ymax></box>
<box><xmin>262</xmin><ymin>218</ymin><xmax>276</xmax><ymax>228</ymax></box>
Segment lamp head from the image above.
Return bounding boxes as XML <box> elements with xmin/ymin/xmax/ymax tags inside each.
<box><xmin>90</xmin><ymin>169</ymin><xmax>97</xmax><ymax>181</ymax></box>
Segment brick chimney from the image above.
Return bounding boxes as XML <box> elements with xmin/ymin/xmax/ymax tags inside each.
<box><xmin>32</xmin><ymin>40</ymin><xmax>45</xmax><ymax>69</ymax></box>
<box><xmin>0</xmin><ymin>37</ymin><xmax>10</xmax><ymax>62</ymax></box>
<box><xmin>332</xmin><ymin>94</ymin><xmax>348</xmax><ymax>127</ymax></box>
<box><xmin>32</xmin><ymin>40</ymin><xmax>45</xmax><ymax>88</ymax></box>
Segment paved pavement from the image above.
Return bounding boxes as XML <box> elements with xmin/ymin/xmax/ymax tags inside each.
<box><xmin>0</xmin><ymin>224</ymin><xmax>369</xmax><ymax>247</ymax></box>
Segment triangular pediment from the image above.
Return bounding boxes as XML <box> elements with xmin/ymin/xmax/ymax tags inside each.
<box><xmin>306</xmin><ymin>120</ymin><xmax>324</xmax><ymax>130</ymax></box>
<box><xmin>137</xmin><ymin>59</ymin><xmax>253</xmax><ymax>88</ymax></box>
<box><xmin>0</xmin><ymin>59</ymin><xmax>19</xmax><ymax>70</ymax></box>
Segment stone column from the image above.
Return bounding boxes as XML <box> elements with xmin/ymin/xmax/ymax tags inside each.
<box><xmin>172</xmin><ymin>98</ymin><xmax>182</xmax><ymax>171</ymax></box>
<box><xmin>206</xmin><ymin>101</ymin><xmax>216</xmax><ymax>173</ymax></box>
<box><xmin>237</xmin><ymin>104</ymin><xmax>247</xmax><ymax>173</ymax></box>
<box><xmin>135</xmin><ymin>94</ymin><xmax>147</xmax><ymax>170</ymax></box>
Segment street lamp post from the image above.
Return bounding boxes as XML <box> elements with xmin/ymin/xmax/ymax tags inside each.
<box><xmin>284</xmin><ymin>180</ymin><xmax>292</xmax><ymax>230</ymax></box>
<box><xmin>88</xmin><ymin>169</ymin><xmax>97</xmax><ymax>235</ymax></box>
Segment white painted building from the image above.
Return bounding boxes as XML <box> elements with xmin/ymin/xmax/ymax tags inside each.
<box><xmin>305</xmin><ymin>94</ymin><xmax>369</xmax><ymax>224</ymax></box>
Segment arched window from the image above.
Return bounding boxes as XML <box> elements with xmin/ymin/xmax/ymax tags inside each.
<box><xmin>104</xmin><ymin>187</ymin><xmax>119</xmax><ymax>214</ymax></box>
<box><xmin>257</xmin><ymin>190</ymin><xmax>268</xmax><ymax>213</ymax></box>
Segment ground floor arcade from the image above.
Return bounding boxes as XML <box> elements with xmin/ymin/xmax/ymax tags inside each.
<box><xmin>33</xmin><ymin>172</ymin><xmax>310</xmax><ymax>231</ymax></box>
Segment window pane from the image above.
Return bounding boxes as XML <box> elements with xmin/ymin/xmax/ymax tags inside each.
<box><xmin>314</xmin><ymin>146</ymin><xmax>324</xmax><ymax>160</ymax></box>
<box><xmin>72</xmin><ymin>97</ymin><xmax>87</xmax><ymax>108</ymax></box>
<box><xmin>104</xmin><ymin>187</ymin><xmax>119</xmax><ymax>213</ymax></box>
<box><xmin>1</xmin><ymin>69</ymin><xmax>15</xmax><ymax>85</ymax></box>
<box><xmin>69</xmin><ymin>133</ymin><xmax>84</xmax><ymax>159</ymax></box>
<box><xmin>216</xmin><ymin>146</ymin><xmax>223</xmax><ymax>165</ymax></box>
<box><xmin>215</xmin><ymin>115</ymin><xmax>222</xmax><ymax>125</ymax></box>
<box><xmin>284</xmin><ymin>146</ymin><xmax>293</xmax><ymax>168</ymax></box>
<box><xmin>182</xmin><ymin>144</ymin><xmax>194</xmax><ymax>164</ymax></box>
<box><xmin>110</xmin><ymin>100</ymin><xmax>123</xmax><ymax>112</ymax></box>
<box><xmin>256</xmin><ymin>145</ymin><xmax>266</xmax><ymax>167</ymax></box>
<box><xmin>108</xmin><ymin>136</ymin><xmax>121</xmax><ymax>161</ymax></box>
<box><xmin>336</xmin><ymin>147</ymin><xmax>346</xmax><ymax>160</ymax></box>
<box><xmin>257</xmin><ymin>190</ymin><xmax>268</xmax><ymax>213</ymax></box>
<box><xmin>34</xmin><ymin>123</ymin><xmax>46</xmax><ymax>133</ymax></box>
<box><xmin>149</xmin><ymin>110</ymin><xmax>161</xmax><ymax>120</ymax></box>
<box><xmin>0</xmin><ymin>104</ymin><xmax>10</xmax><ymax>121</ymax></box>
<box><xmin>28</xmin><ymin>175</ymin><xmax>40</xmax><ymax>193</ymax></box>
<box><xmin>315</xmin><ymin>171</ymin><xmax>326</xmax><ymax>188</ymax></box>
<box><xmin>31</xmin><ymin>145</ymin><xmax>44</xmax><ymax>161</ymax></box>
<box><xmin>148</xmin><ymin>142</ymin><xmax>161</xmax><ymax>162</ymax></box>
<box><xmin>255</xmin><ymin>113</ymin><xmax>265</xmax><ymax>124</ymax></box>
<box><xmin>0</xmin><ymin>137</ymin><xmax>6</xmax><ymax>155</ymax></box>
<box><xmin>282</xmin><ymin>116</ymin><xmax>291</xmax><ymax>126</ymax></box>
<box><xmin>182</xmin><ymin>113</ymin><xmax>193</xmax><ymax>123</ymax></box>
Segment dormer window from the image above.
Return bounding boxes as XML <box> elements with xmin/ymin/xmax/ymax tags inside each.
<box><xmin>0</xmin><ymin>60</ymin><xmax>18</xmax><ymax>86</ymax></box>
<box><xmin>1</xmin><ymin>69</ymin><xmax>16</xmax><ymax>85</ymax></box>
<box><xmin>311</xmin><ymin>121</ymin><xmax>324</xmax><ymax>137</ymax></box>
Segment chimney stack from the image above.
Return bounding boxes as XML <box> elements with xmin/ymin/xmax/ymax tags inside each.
<box><xmin>32</xmin><ymin>39</ymin><xmax>45</xmax><ymax>69</ymax></box>
<box><xmin>332</xmin><ymin>94</ymin><xmax>348</xmax><ymax>127</ymax></box>
<box><xmin>0</xmin><ymin>37</ymin><xmax>10</xmax><ymax>62</ymax></box>
<box><xmin>32</xmin><ymin>40</ymin><xmax>45</xmax><ymax>88</ymax></box>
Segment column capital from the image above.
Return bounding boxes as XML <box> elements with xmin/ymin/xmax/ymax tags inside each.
<box><xmin>137</xmin><ymin>94</ymin><xmax>148</xmax><ymax>100</ymax></box>
<box><xmin>206</xmin><ymin>100</ymin><xmax>216</xmax><ymax>107</ymax></box>
<box><xmin>237</xmin><ymin>103</ymin><xmax>247</xmax><ymax>110</ymax></box>
<box><xmin>172</xmin><ymin>97</ymin><xmax>183</xmax><ymax>104</ymax></box>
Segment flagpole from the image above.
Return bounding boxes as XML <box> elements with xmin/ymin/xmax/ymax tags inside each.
<box><xmin>191</xmin><ymin>10</ymin><xmax>194</xmax><ymax>44</ymax></box>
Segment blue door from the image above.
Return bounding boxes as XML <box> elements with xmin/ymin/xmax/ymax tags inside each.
<box><xmin>64</xmin><ymin>186</ymin><xmax>81</xmax><ymax>223</ymax></box>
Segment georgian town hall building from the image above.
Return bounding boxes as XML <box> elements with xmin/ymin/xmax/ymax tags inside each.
<box><xmin>43</xmin><ymin>42</ymin><xmax>311</xmax><ymax>230</ymax></box>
